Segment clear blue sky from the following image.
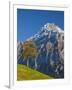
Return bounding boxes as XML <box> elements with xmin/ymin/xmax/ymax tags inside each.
<box><xmin>17</xmin><ymin>9</ymin><xmax>64</xmax><ymax>41</ymax></box>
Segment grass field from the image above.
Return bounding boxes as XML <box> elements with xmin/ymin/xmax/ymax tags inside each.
<box><xmin>17</xmin><ymin>64</ymin><xmax>53</xmax><ymax>80</ymax></box>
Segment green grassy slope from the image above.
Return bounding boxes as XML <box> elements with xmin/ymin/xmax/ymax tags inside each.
<box><xmin>17</xmin><ymin>64</ymin><xmax>53</xmax><ymax>80</ymax></box>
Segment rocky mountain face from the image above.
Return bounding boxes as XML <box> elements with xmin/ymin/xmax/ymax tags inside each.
<box><xmin>17</xmin><ymin>23</ymin><xmax>64</xmax><ymax>78</ymax></box>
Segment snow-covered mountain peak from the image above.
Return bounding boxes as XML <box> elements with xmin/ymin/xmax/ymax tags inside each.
<box><xmin>43</xmin><ymin>23</ymin><xmax>55</xmax><ymax>30</ymax></box>
<box><xmin>26</xmin><ymin>23</ymin><xmax>64</xmax><ymax>41</ymax></box>
<box><xmin>43</xmin><ymin>23</ymin><xmax>64</xmax><ymax>33</ymax></box>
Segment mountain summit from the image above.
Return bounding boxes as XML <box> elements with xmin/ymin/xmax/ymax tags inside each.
<box><xmin>26</xmin><ymin>23</ymin><xmax>64</xmax><ymax>42</ymax></box>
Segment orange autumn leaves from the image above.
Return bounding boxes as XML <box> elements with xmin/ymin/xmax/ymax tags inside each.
<box><xmin>23</xmin><ymin>40</ymin><xmax>38</xmax><ymax>60</ymax></box>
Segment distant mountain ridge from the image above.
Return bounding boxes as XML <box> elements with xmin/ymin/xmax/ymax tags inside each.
<box><xmin>26</xmin><ymin>23</ymin><xmax>64</xmax><ymax>41</ymax></box>
<box><xmin>26</xmin><ymin>23</ymin><xmax>64</xmax><ymax>49</ymax></box>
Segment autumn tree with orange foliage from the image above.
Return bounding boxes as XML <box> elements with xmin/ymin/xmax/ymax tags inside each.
<box><xmin>23</xmin><ymin>40</ymin><xmax>38</xmax><ymax>69</ymax></box>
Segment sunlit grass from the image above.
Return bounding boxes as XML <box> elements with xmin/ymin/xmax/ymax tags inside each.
<box><xmin>17</xmin><ymin>64</ymin><xmax>53</xmax><ymax>80</ymax></box>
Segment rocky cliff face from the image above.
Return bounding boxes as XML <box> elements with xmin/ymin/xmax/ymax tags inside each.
<box><xmin>17</xmin><ymin>23</ymin><xmax>64</xmax><ymax>78</ymax></box>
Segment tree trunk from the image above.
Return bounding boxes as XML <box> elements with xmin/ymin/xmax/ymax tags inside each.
<box><xmin>46</xmin><ymin>50</ymin><xmax>49</xmax><ymax>62</ymax></box>
<box><xmin>35</xmin><ymin>57</ymin><xmax>37</xmax><ymax>70</ymax></box>
<box><xmin>27</xmin><ymin>59</ymin><xmax>29</xmax><ymax>67</ymax></box>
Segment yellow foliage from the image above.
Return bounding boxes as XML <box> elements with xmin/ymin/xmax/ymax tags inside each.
<box><xmin>23</xmin><ymin>40</ymin><xmax>37</xmax><ymax>60</ymax></box>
